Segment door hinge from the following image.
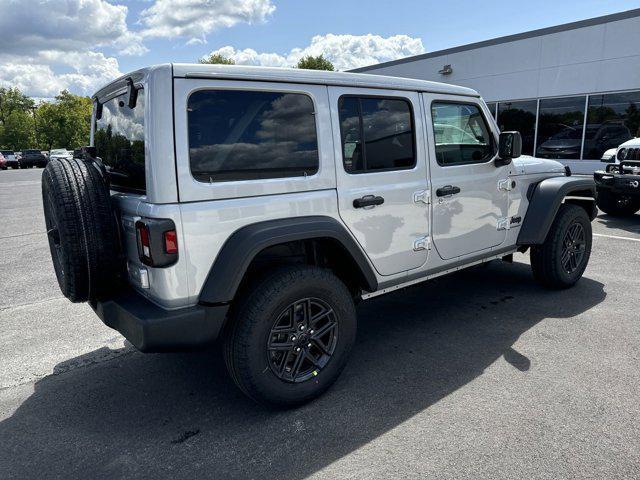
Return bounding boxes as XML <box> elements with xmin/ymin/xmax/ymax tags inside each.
<box><xmin>413</xmin><ymin>189</ymin><xmax>431</xmax><ymax>204</ymax></box>
<box><xmin>498</xmin><ymin>179</ymin><xmax>516</xmax><ymax>191</ymax></box>
<box><xmin>413</xmin><ymin>236</ymin><xmax>431</xmax><ymax>251</ymax></box>
<box><xmin>497</xmin><ymin>217</ymin><xmax>511</xmax><ymax>231</ymax></box>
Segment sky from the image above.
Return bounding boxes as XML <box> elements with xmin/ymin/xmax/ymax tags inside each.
<box><xmin>1</xmin><ymin>0</ymin><xmax>639</xmax><ymax>99</ymax></box>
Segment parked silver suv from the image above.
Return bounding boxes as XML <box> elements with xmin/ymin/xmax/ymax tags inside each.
<box><xmin>42</xmin><ymin>64</ymin><xmax>596</xmax><ymax>407</ymax></box>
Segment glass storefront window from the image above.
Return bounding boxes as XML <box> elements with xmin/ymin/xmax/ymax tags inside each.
<box><xmin>497</xmin><ymin>100</ymin><xmax>537</xmax><ymax>155</ymax></box>
<box><xmin>583</xmin><ymin>91</ymin><xmax>640</xmax><ymax>159</ymax></box>
<box><xmin>535</xmin><ymin>96</ymin><xmax>586</xmax><ymax>160</ymax></box>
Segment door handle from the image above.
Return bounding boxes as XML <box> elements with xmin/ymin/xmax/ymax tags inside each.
<box><xmin>436</xmin><ymin>185</ymin><xmax>461</xmax><ymax>197</ymax></box>
<box><xmin>353</xmin><ymin>195</ymin><xmax>385</xmax><ymax>209</ymax></box>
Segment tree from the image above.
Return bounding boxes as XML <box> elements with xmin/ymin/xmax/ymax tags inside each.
<box><xmin>1</xmin><ymin>110</ymin><xmax>35</xmax><ymax>150</ymax></box>
<box><xmin>36</xmin><ymin>90</ymin><xmax>92</xmax><ymax>149</ymax></box>
<box><xmin>296</xmin><ymin>55</ymin><xmax>334</xmax><ymax>71</ymax></box>
<box><xmin>0</xmin><ymin>87</ymin><xmax>34</xmax><ymax>125</ymax></box>
<box><xmin>0</xmin><ymin>86</ymin><xmax>92</xmax><ymax>150</ymax></box>
<box><xmin>36</xmin><ymin>102</ymin><xmax>60</xmax><ymax>150</ymax></box>
<box><xmin>199</xmin><ymin>53</ymin><xmax>236</xmax><ymax>65</ymax></box>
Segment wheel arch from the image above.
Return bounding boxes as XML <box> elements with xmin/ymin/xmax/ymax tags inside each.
<box><xmin>198</xmin><ymin>216</ymin><xmax>378</xmax><ymax>305</ymax></box>
<box><xmin>517</xmin><ymin>176</ymin><xmax>596</xmax><ymax>246</ymax></box>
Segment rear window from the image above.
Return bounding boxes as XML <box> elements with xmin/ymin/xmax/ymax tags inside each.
<box><xmin>187</xmin><ymin>89</ymin><xmax>319</xmax><ymax>182</ymax></box>
<box><xmin>24</xmin><ymin>150</ymin><xmax>40</xmax><ymax>154</ymax></box>
<box><xmin>94</xmin><ymin>89</ymin><xmax>146</xmax><ymax>193</ymax></box>
<box><xmin>1</xmin><ymin>151</ymin><xmax>12</xmax><ymax>156</ymax></box>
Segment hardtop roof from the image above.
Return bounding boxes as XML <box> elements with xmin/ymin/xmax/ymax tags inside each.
<box><xmin>172</xmin><ymin>63</ymin><xmax>479</xmax><ymax>96</ymax></box>
<box><xmin>94</xmin><ymin>63</ymin><xmax>479</xmax><ymax>99</ymax></box>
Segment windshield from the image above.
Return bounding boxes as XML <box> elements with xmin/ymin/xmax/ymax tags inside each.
<box><xmin>93</xmin><ymin>88</ymin><xmax>146</xmax><ymax>193</ymax></box>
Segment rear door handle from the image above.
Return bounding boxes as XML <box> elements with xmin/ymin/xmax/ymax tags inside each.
<box><xmin>353</xmin><ymin>195</ymin><xmax>385</xmax><ymax>208</ymax></box>
<box><xmin>436</xmin><ymin>185</ymin><xmax>461</xmax><ymax>197</ymax></box>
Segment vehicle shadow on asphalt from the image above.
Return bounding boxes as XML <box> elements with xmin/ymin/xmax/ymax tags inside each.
<box><xmin>0</xmin><ymin>261</ymin><xmax>606</xmax><ymax>480</ymax></box>
<box><xmin>596</xmin><ymin>214</ymin><xmax>640</xmax><ymax>235</ymax></box>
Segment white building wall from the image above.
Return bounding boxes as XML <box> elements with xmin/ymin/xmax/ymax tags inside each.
<box><xmin>357</xmin><ymin>12</ymin><xmax>640</xmax><ymax>174</ymax></box>
<box><xmin>361</xmin><ymin>15</ymin><xmax>640</xmax><ymax>103</ymax></box>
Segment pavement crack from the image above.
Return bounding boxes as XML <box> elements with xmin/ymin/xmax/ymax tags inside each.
<box><xmin>0</xmin><ymin>296</ymin><xmax>64</xmax><ymax>312</ymax></box>
<box><xmin>0</xmin><ymin>231</ymin><xmax>45</xmax><ymax>240</ymax></box>
<box><xmin>171</xmin><ymin>429</ymin><xmax>201</xmax><ymax>444</ymax></box>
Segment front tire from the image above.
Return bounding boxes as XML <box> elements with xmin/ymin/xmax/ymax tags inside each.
<box><xmin>530</xmin><ymin>204</ymin><xmax>592</xmax><ymax>289</ymax></box>
<box><xmin>596</xmin><ymin>187</ymin><xmax>640</xmax><ymax>216</ymax></box>
<box><xmin>223</xmin><ymin>265</ymin><xmax>357</xmax><ymax>408</ymax></box>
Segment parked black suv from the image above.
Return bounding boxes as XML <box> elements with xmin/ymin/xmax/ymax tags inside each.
<box><xmin>20</xmin><ymin>149</ymin><xmax>48</xmax><ymax>168</ymax></box>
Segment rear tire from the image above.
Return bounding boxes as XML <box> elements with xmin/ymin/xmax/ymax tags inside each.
<box><xmin>42</xmin><ymin>158</ymin><xmax>121</xmax><ymax>302</ymax></box>
<box><xmin>596</xmin><ymin>188</ymin><xmax>640</xmax><ymax>216</ymax></box>
<box><xmin>223</xmin><ymin>265</ymin><xmax>357</xmax><ymax>408</ymax></box>
<box><xmin>530</xmin><ymin>204</ymin><xmax>592</xmax><ymax>289</ymax></box>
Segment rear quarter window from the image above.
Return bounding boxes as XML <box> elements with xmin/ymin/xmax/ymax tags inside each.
<box><xmin>187</xmin><ymin>89</ymin><xmax>319</xmax><ymax>182</ymax></box>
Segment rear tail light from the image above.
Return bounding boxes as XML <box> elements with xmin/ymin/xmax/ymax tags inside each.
<box><xmin>163</xmin><ymin>229</ymin><xmax>178</xmax><ymax>255</ymax></box>
<box><xmin>135</xmin><ymin>219</ymin><xmax>178</xmax><ymax>267</ymax></box>
<box><xmin>135</xmin><ymin>221</ymin><xmax>152</xmax><ymax>264</ymax></box>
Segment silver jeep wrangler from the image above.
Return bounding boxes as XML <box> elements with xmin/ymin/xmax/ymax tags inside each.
<box><xmin>42</xmin><ymin>64</ymin><xmax>596</xmax><ymax>407</ymax></box>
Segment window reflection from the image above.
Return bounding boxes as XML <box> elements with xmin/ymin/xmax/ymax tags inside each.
<box><xmin>431</xmin><ymin>102</ymin><xmax>495</xmax><ymax>165</ymax></box>
<box><xmin>94</xmin><ymin>90</ymin><xmax>146</xmax><ymax>192</ymax></box>
<box><xmin>535</xmin><ymin>96</ymin><xmax>586</xmax><ymax>160</ymax></box>
<box><xmin>188</xmin><ymin>90</ymin><xmax>319</xmax><ymax>182</ymax></box>
<box><xmin>338</xmin><ymin>97</ymin><xmax>363</xmax><ymax>172</ymax></box>
<box><xmin>485</xmin><ymin>102</ymin><xmax>497</xmax><ymax>119</ymax></box>
<box><xmin>497</xmin><ymin>100</ymin><xmax>537</xmax><ymax>155</ymax></box>
<box><xmin>584</xmin><ymin>92</ymin><xmax>639</xmax><ymax>159</ymax></box>
<box><xmin>338</xmin><ymin>96</ymin><xmax>415</xmax><ymax>173</ymax></box>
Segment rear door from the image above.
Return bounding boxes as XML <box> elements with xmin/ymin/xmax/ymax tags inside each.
<box><xmin>329</xmin><ymin>87</ymin><xmax>430</xmax><ymax>276</ymax></box>
<box><xmin>423</xmin><ymin>94</ymin><xmax>509</xmax><ymax>260</ymax></box>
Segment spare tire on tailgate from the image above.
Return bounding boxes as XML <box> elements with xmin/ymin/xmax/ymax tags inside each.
<box><xmin>42</xmin><ymin>157</ymin><xmax>121</xmax><ymax>302</ymax></box>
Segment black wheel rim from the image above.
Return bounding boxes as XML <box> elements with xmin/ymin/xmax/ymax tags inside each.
<box><xmin>561</xmin><ymin>222</ymin><xmax>586</xmax><ymax>274</ymax></box>
<box><xmin>266</xmin><ymin>298</ymin><xmax>338</xmax><ymax>383</ymax></box>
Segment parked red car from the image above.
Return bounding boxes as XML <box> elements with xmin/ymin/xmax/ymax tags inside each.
<box><xmin>0</xmin><ymin>152</ymin><xmax>7</xmax><ymax>170</ymax></box>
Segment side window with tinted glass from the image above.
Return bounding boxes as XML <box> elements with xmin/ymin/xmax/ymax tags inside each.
<box><xmin>338</xmin><ymin>96</ymin><xmax>415</xmax><ymax>173</ymax></box>
<box><xmin>431</xmin><ymin>102</ymin><xmax>495</xmax><ymax>166</ymax></box>
<box><xmin>188</xmin><ymin>90</ymin><xmax>319</xmax><ymax>182</ymax></box>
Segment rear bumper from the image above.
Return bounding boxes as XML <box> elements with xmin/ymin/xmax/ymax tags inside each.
<box><xmin>594</xmin><ymin>170</ymin><xmax>640</xmax><ymax>196</ymax></box>
<box><xmin>90</xmin><ymin>289</ymin><xmax>229</xmax><ymax>353</ymax></box>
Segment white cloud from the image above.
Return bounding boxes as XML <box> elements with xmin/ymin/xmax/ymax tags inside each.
<box><xmin>0</xmin><ymin>0</ymin><xmax>138</xmax><ymax>98</ymax></box>
<box><xmin>0</xmin><ymin>51</ymin><xmax>122</xmax><ymax>99</ymax></box>
<box><xmin>0</xmin><ymin>0</ymin><xmax>145</xmax><ymax>56</ymax></box>
<box><xmin>207</xmin><ymin>46</ymin><xmax>289</xmax><ymax>67</ymax></box>
<box><xmin>204</xmin><ymin>34</ymin><xmax>425</xmax><ymax>70</ymax></box>
<box><xmin>140</xmin><ymin>0</ymin><xmax>275</xmax><ymax>43</ymax></box>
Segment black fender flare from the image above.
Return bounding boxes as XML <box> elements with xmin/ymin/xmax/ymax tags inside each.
<box><xmin>517</xmin><ymin>176</ymin><xmax>596</xmax><ymax>245</ymax></box>
<box><xmin>198</xmin><ymin>216</ymin><xmax>378</xmax><ymax>304</ymax></box>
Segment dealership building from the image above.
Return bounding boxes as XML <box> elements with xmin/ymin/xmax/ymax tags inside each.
<box><xmin>352</xmin><ymin>9</ymin><xmax>640</xmax><ymax>173</ymax></box>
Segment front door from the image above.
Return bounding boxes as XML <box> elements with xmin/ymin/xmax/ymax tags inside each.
<box><xmin>423</xmin><ymin>95</ymin><xmax>509</xmax><ymax>260</ymax></box>
<box><xmin>329</xmin><ymin>87</ymin><xmax>430</xmax><ymax>276</ymax></box>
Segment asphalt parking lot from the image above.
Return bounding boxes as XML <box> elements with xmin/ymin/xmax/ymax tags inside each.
<box><xmin>1</xmin><ymin>167</ymin><xmax>639</xmax><ymax>479</ymax></box>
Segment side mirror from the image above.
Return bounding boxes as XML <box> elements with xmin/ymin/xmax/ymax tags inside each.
<box><xmin>496</xmin><ymin>131</ymin><xmax>522</xmax><ymax>166</ymax></box>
